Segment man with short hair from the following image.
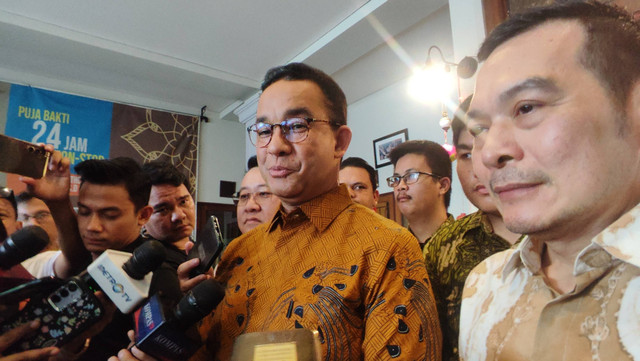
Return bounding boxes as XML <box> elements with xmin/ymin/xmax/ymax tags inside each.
<box><xmin>160</xmin><ymin>63</ymin><xmax>440</xmax><ymax>361</ymax></box>
<box><xmin>24</xmin><ymin>155</ymin><xmax>181</xmax><ymax>359</ymax></box>
<box><xmin>16</xmin><ymin>192</ymin><xmax>61</xmax><ymax>278</ymax></box>
<box><xmin>423</xmin><ymin>96</ymin><xmax>520</xmax><ymax>361</ymax></box>
<box><xmin>388</xmin><ymin>140</ymin><xmax>452</xmax><ymax>248</ymax></box>
<box><xmin>459</xmin><ymin>2</ymin><xmax>640</xmax><ymax>360</ymax></box>
<box><xmin>339</xmin><ymin>156</ymin><xmax>379</xmax><ymax>210</ymax></box>
<box><xmin>0</xmin><ymin>186</ymin><xmax>21</xmax><ymax>235</ymax></box>
<box><xmin>141</xmin><ymin>160</ymin><xmax>195</xmax><ymax>269</ymax></box>
<box><xmin>16</xmin><ymin>192</ymin><xmax>58</xmax><ymax>249</ymax></box>
<box><xmin>234</xmin><ymin>162</ymin><xmax>280</xmax><ymax>235</ymax></box>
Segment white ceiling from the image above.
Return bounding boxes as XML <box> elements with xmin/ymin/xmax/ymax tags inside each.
<box><xmin>0</xmin><ymin>0</ymin><xmax>450</xmax><ymax>120</ymax></box>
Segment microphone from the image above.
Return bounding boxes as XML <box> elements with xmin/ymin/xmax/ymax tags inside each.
<box><xmin>0</xmin><ymin>216</ymin><xmax>6</xmax><ymax>241</ymax></box>
<box><xmin>134</xmin><ymin>279</ymin><xmax>225</xmax><ymax>361</ymax></box>
<box><xmin>81</xmin><ymin>240</ymin><xmax>166</xmax><ymax>313</ymax></box>
<box><xmin>0</xmin><ymin>225</ymin><xmax>49</xmax><ymax>270</ymax></box>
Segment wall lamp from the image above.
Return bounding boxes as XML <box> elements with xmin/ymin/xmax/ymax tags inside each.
<box><xmin>409</xmin><ymin>46</ymin><xmax>477</xmax><ymax>158</ymax></box>
<box><xmin>425</xmin><ymin>45</ymin><xmax>477</xmax><ymax>79</ymax></box>
<box><xmin>408</xmin><ymin>45</ymin><xmax>478</xmax><ymax>104</ymax></box>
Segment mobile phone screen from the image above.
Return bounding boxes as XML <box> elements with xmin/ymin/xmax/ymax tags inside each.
<box><xmin>187</xmin><ymin>216</ymin><xmax>223</xmax><ymax>277</ymax></box>
<box><xmin>0</xmin><ymin>278</ymin><xmax>103</xmax><ymax>353</ymax></box>
<box><xmin>0</xmin><ymin>134</ymin><xmax>50</xmax><ymax>178</ymax></box>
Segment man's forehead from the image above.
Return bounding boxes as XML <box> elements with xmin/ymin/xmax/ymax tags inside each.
<box><xmin>78</xmin><ymin>183</ymin><xmax>135</xmax><ymax>209</ymax></box>
<box><xmin>18</xmin><ymin>200</ymin><xmax>49</xmax><ymax>213</ymax></box>
<box><xmin>257</xmin><ymin>79</ymin><xmax>328</xmax><ymax>119</ymax></box>
<box><xmin>471</xmin><ymin>20</ymin><xmax>584</xmax><ymax>114</ymax></box>
<box><xmin>396</xmin><ymin>153</ymin><xmax>430</xmax><ymax>168</ymax></box>
<box><xmin>340</xmin><ymin>166</ymin><xmax>370</xmax><ymax>181</ymax></box>
<box><xmin>241</xmin><ymin>168</ymin><xmax>268</xmax><ymax>189</ymax></box>
<box><xmin>0</xmin><ymin>199</ymin><xmax>14</xmax><ymax>215</ymax></box>
<box><xmin>150</xmin><ymin>184</ymin><xmax>189</xmax><ymax>199</ymax></box>
<box><xmin>485</xmin><ymin>19</ymin><xmax>584</xmax><ymax>64</ymax></box>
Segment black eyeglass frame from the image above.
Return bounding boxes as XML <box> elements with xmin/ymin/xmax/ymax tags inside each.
<box><xmin>247</xmin><ymin>117</ymin><xmax>339</xmax><ymax>148</ymax></box>
<box><xmin>386</xmin><ymin>171</ymin><xmax>442</xmax><ymax>188</ymax></box>
<box><xmin>232</xmin><ymin>190</ymin><xmax>274</xmax><ymax>205</ymax></box>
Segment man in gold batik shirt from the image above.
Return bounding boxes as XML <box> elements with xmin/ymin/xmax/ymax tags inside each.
<box><xmin>194</xmin><ymin>63</ymin><xmax>442</xmax><ymax>361</ymax></box>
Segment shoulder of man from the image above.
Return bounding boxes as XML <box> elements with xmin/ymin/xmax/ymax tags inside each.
<box><xmin>424</xmin><ymin>212</ymin><xmax>483</xmax><ymax>256</ymax></box>
<box><xmin>463</xmin><ymin>247</ymin><xmax>518</xmax><ymax>297</ymax></box>
<box><xmin>344</xmin><ymin>204</ymin><xmax>420</xmax><ymax>249</ymax></box>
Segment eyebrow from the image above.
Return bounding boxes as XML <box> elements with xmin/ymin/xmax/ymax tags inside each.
<box><xmin>153</xmin><ymin>202</ymin><xmax>171</xmax><ymax>211</ymax></box>
<box><xmin>456</xmin><ymin>143</ymin><xmax>472</xmax><ymax>151</ymax></box>
<box><xmin>393</xmin><ymin>168</ymin><xmax>418</xmax><ymax>176</ymax></box>
<box><xmin>467</xmin><ymin>77</ymin><xmax>561</xmax><ymax>121</ymax></box>
<box><xmin>239</xmin><ymin>184</ymin><xmax>269</xmax><ymax>192</ymax></box>
<box><xmin>256</xmin><ymin>107</ymin><xmax>314</xmax><ymax>124</ymax></box>
<box><xmin>77</xmin><ymin>202</ymin><xmax>121</xmax><ymax>213</ymax></box>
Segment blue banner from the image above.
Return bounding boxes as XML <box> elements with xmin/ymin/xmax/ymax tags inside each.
<box><xmin>5</xmin><ymin>84</ymin><xmax>113</xmax><ymax>172</ymax></box>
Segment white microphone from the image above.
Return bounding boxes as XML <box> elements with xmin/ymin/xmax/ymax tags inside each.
<box><xmin>82</xmin><ymin>240</ymin><xmax>166</xmax><ymax>313</ymax></box>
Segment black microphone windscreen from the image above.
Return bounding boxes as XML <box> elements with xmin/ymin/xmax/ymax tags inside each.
<box><xmin>0</xmin><ymin>225</ymin><xmax>49</xmax><ymax>269</ymax></box>
<box><xmin>0</xmin><ymin>218</ymin><xmax>6</xmax><ymax>241</ymax></box>
<box><xmin>122</xmin><ymin>240</ymin><xmax>166</xmax><ymax>280</ymax></box>
<box><xmin>175</xmin><ymin>279</ymin><xmax>225</xmax><ymax>326</ymax></box>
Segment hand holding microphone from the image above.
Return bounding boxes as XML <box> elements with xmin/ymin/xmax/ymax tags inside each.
<box><xmin>0</xmin><ymin>240</ymin><xmax>166</xmax><ymax>354</ymax></box>
<box><xmin>133</xmin><ymin>278</ymin><xmax>224</xmax><ymax>361</ymax></box>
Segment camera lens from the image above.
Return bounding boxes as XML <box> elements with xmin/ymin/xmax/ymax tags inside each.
<box><xmin>68</xmin><ymin>283</ymin><xmax>78</xmax><ymax>292</ymax></box>
<box><xmin>50</xmin><ymin>294</ymin><xmax>61</xmax><ymax>303</ymax></box>
<box><xmin>59</xmin><ymin>289</ymin><xmax>69</xmax><ymax>297</ymax></box>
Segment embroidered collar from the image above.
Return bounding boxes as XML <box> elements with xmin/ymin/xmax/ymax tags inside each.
<box><xmin>503</xmin><ymin>203</ymin><xmax>640</xmax><ymax>278</ymax></box>
<box><xmin>267</xmin><ymin>184</ymin><xmax>353</xmax><ymax>233</ymax></box>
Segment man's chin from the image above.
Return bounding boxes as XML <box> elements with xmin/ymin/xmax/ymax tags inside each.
<box><xmin>85</xmin><ymin>245</ymin><xmax>107</xmax><ymax>255</ymax></box>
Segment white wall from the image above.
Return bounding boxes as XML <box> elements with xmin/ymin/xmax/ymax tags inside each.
<box><xmin>345</xmin><ymin>76</ymin><xmax>471</xmax><ymax>217</ymax></box>
<box><xmin>343</xmin><ymin>2</ymin><xmax>480</xmax><ymax>217</ymax></box>
<box><xmin>196</xmin><ymin>114</ymin><xmax>246</xmax><ymax>205</ymax></box>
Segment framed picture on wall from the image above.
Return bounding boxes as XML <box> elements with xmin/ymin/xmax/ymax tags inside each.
<box><xmin>372</xmin><ymin>129</ymin><xmax>408</xmax><ymax>168</ymax></box>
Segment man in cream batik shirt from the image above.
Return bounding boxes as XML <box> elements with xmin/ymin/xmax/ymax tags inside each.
<box><xmin>460</xmin><ymin>2</ymin><xmax>640</xmax><ymax>361</ymax></box>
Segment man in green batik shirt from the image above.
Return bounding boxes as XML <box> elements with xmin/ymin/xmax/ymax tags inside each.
<box><xmin>423</xmin><ymin>96</ymin><xmax>521</xmax><ymax>361</ymax></box>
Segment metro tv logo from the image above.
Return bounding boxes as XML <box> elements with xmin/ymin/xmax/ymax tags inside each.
<box><xmin>97</xmin><ymin>264</ymin><xmax>132</xmax><ymax>302</ymax></box>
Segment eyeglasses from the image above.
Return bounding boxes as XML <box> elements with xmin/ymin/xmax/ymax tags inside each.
<box><xmin>247</xmin><ymin>117</ymin><xmax>338</xmax><ymax>148</ymax></box>
<box><xmin>233</xmin><ymin>190</ymin><xmax>273</xmax><ymax>206</ymax></box>
<box><xmin>19</xmin><ymin>211</ymin><xmax>52</xmax><ymax>223</ymax></box>
<box><xmin>386</xmin><ymin>171</ymin><xmax>441</xmax><ymax>188</ymax></box>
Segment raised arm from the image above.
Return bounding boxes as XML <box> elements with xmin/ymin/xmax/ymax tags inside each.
<box><xmin>20</xmin><ymin>145</ymin><xmax>90</xmax><ymax>278</ymax></box>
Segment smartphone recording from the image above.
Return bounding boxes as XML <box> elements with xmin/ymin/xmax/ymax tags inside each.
<box><xmin>0</xmin><ymin>134</ymin><xmax>50</xmax><ymax>178</ymax></box>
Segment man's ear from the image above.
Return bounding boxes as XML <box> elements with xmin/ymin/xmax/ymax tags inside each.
<box><xmin>628</xmin><ymin>80</ymin><xmax>640</xmax><ymax>144</ymax></box>
<box><xmin>334</xmin><ymin>126</ymin><xmax>352</xmax><ymax>159</ymax></box>
<box><xmin>137</xmin><ymin>205</ymin><xmax>153</xmax><ymax>226</ymax></box>
<box><xmin>438</xmin><ymin>177</ymin><xmax>451</xmax><ymax>195</ymax></box>
<box><xmin>373</xmin><ymin>190</ymin><xmax>380</xmax><ymax>205</ymax></box>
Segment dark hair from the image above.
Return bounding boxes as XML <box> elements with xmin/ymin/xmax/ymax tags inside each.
<box><xmin>0</xmin><ymin>186</ymin><xmax>17</xmax><ymax>216</ymax></box>
<box><xmin>15</xmin><ymin>191</ymin><xmax>35</xmax><ymax>205</ymax></box>
<box><xmin>478</xmin><ymin>1</ymin><xmax>640</xmax><ymax>119</ymax></box>
<box><xmin>247</xmin><ymin>155</ymin><xmax>258</xmax><ymax>170</ymax></box>
<box><xmin>261</xmin><ymin>63</ymin><xmax>347</xmax><ymax>126</ymax></box>
<box><xmin>141</xmin><ymin>160</ymin><xmax>191</xmax><ymax>193</ymax></box>
<box><xmin>452</xmin><ymin>94</ymin><xmax>473</xmax><ymax>147</ymax></box>
<box><xmin>75</xmin><ymin>157</ymin><xmax>151</xmax><ymax>211</ymax></box>
<box><xmin>389</xmin><ymin>140</ymin><xmax>452</xmax><ymax>208</ymax></box>
<box><xmin>340</xmin><ymin>157</ymin><xmax>378</xmax><ymax>190</ymax></box>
